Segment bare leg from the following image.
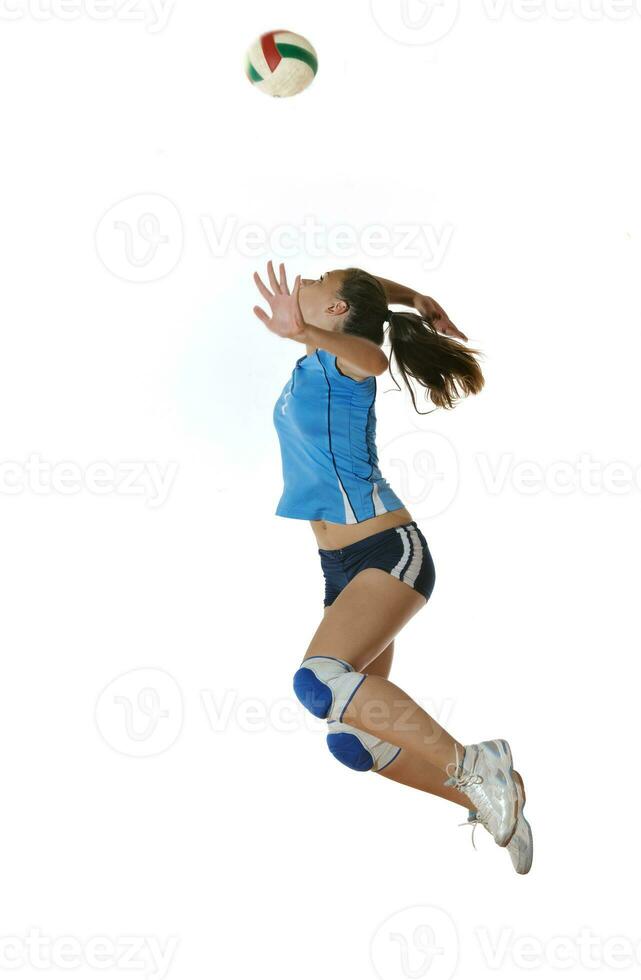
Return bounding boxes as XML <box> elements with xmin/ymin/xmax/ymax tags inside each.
<box><xmin>366</xmin><ymin>642</ymin><xmax>468</xmax><ymax>810</ymax></box>
<box><xmin>305</xmin><ymin>567</ymin><xmax>464</xmax><ymax>776</ymax></box>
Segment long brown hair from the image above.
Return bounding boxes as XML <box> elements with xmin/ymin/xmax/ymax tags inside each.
<box><xmin>338</xmin><ymin>268</ymin><xmax>484</xmax><ymax>413</ymax></box>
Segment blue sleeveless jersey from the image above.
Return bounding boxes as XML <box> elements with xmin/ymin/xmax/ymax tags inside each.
<box><xmin>272</xmin><ymin>347</ymin><xmax>405</xmax><ymax>524</ymax></box>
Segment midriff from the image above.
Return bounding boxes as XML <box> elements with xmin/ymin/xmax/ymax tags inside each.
<box><xmin>310</xmin><ymin>506</ymin><xmax>414</xmax><ymax>550</ymax></box>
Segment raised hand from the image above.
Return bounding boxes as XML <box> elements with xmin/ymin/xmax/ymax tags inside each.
<box><xmin>413</xmin><ymin>294</ymin><xmax>468</xmax><ymax>342</ymax></box>
<box><xmin>253</xmin><ymin>261</ymin><xmax>306</xmax><ymax>340</ymax></box>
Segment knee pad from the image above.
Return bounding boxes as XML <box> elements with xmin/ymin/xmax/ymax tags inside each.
<box><xmin>293</xmin><ymin>656</ymin><xmax>365</xmax><ymax>722</ymax></box>
<box><xmin>327</xmin><ymin>721</ymin><xmax>402</xmax><ymax>773</ymax></box>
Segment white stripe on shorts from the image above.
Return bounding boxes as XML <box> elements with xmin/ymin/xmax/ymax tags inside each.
<box><xmin>391</xmin><ymin>524</ymin><xmax>424</xmax><ymax>589</ymax></box>
<box><xmin>391</xmin><ymin>526</ymin><xmax>411</xmax><ymax>580</ymax></box>
<box><xmin>402</xmin><ymin>526</ymin><xmax>424</xmax><ymax>588</ymax></box>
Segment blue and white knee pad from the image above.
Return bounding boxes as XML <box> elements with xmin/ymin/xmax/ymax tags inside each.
<box><xmin>326</xmin><ymin>721</ymin><xmax>402</xmax><ymax>773</ymax></box>
<box><xmin>293</xmin><ymin>656</ymin><xmax>366</xmax><ymax>723</ymax></box>
<box><xmin>292</xmin><ymin>655</ymin><xmax>402</xmax><ymax>773</ymax></box>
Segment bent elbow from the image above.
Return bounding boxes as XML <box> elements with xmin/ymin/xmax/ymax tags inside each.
<box><xmin>373</xmin><ymin>352</ymin><xmax>389</xmax><ymax>376</ymax></box>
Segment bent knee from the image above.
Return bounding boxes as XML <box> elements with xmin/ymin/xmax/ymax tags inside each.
<box><xmin>326</xmin><ymin>721</ymin><xmax>402</xmax><ymax>773</ymax></box>
<box><xmin>293</xmin><ymin>656</ymin><xmax>365</xmax><ymax>722</ymax></box>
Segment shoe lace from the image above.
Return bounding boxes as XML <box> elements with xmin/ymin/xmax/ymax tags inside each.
<box><xmin>445</xmin><ymin>746</ymin><xmax>490</xmax><ymax>849</ymax></box>
<box><xmin>444</xmin><ymin>745</ymin><xmax>483</xmax><ymax>792</ymax></box>
<box><xmin>460</xmin><ymin>813</ymin><xmax>482</xmax><ymax>850</ymax></box>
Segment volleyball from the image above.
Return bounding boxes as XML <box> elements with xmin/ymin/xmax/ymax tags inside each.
<box><xmin>245</xmin><ymin>31</ymin><xmax>318</xmax><ymax>98</ymax></box>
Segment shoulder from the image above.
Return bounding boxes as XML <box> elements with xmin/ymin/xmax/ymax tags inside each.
<box><xmin>335</xmin><ymin>355</ymin><xmax>374</xmax><ymax>382</ymax></box>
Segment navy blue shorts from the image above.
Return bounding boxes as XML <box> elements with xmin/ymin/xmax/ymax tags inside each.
<box><xmin>318</xmin><ymin>520</ymin><xmax>436</xmax><ymax>608</ymax></box>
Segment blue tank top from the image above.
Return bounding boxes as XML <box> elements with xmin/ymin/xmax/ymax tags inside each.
<box><xmin>273</xmin><ymin>347</ymin><xmax>405</xmax><ymax>524</ymax></box>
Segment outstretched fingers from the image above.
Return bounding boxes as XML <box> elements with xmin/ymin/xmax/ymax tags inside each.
<box><xmin>432</xmin><ymin>299</ymin><xmax>468</xmax><ymax>342</ymax></box>
<box><xmin>447</xmin><ymin>322</ymin><xmax>468</xmax><ymax>342</ymax></box>
<box><xmin>253</xmin><ymin>305</ymin><xmax>271</xmax><ymax>326</ymax></box>
<box><xmin>253</xmin><ymin>271</ymin><xmax>272</xmax><ymax>303</ymax></box>
<box><xmin>278</xmin><ymin>262</ymin><xmax>290</xmax><ymax>294</ymax></box>
<box><xmin>253</xmin><ymin>262</ymin><xmax>299</xmax><ymax>333</ymax></box>
<box><xmin>267</xmin><ymin>260</ymin><xmax>281</xmax><ymax>293</ymax></box>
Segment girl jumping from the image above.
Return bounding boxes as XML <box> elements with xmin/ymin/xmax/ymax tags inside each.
<box><xmin>253</xmin><ymin>260</ymin><xmax>533</xmax><ymax>875</ymax></box>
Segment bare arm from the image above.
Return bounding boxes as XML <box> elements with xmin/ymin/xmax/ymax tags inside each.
<box><xmin>374</xmin><ymin>275</ymin><xmax>468</xmax><ymax>341</ymax></box>
<box><xmin>375</xmin><ymin>275</ymin><xmax>416</xmax><ymax>307</ymax></box>
<box><xmin>301</xmin><ymin>322</ymin><xmax>388</xmax><ymax>377</ymax></box>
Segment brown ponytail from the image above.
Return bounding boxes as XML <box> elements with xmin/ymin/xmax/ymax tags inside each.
<box><xmin>387</xmin><ymin>310</ymin><xmax>484</xmax><ymax>413</ymax></box>
<box><xmin>338</xmin><ymin>268</ymin><xmax>484</xmax><ymax>414</ymax></box>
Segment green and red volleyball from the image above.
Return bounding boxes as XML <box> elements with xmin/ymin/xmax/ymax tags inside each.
<box><xmin>245</xmin><ymin>31</ymin><xmax>318</xmax><ymax>98</ymax></box>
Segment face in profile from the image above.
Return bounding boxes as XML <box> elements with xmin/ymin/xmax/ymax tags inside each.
<box><xmin>298</xmin><ymin>270</ymin><xmax>348</xmax><ymax>330</ymax></box>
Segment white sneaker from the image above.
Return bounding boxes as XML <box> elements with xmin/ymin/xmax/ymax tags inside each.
<box><xmin>466</xmin><ymin>771</ymin><xmax>533</xmax><ymax>875</ymax></box>
<box><xmin>506</xmin><ymin>772</ymin><xmax>533</xmax><ymax>874</ymax></box>
<box><xmin>445</xmin><ymin>740</ymin><xmax>518</xmax><ymax>847</ymax></box>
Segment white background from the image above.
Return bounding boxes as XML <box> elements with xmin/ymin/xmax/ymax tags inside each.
<box><xmin>1</xmin><ymin>1</ymin><xmax>640</xmax><ymax>978</ymax></box>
